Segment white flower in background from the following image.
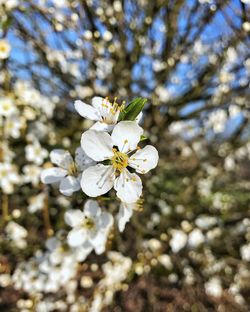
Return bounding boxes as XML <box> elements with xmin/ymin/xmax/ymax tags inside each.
<box><xmin>5</xmin><ymin>221</ymin><xmax>27</xmax><ymax>249</ymax></box>
<box><xmin>101</xmin><ymin>251</ymin><xmax>132</xmax><ymax>287</ymax></box>
<box><xmin>0</xmin><ymin>0</ymin><xmax>18</xmax><ymax>10</ymax></box>
<box><xmin>23</xmin><ymin>165</ymin><xmax>42</xmax><ymax>186</ymax></box>
<box><xmin>65</xmin><ymin>200</ymin><xmax>113</xmax><ymax>254</ymax></box>
<box><xmin>206</xmin><ymin>109</ymin><xmax>227</xmax><ymax>133</ymax></box>
<box><xmin>46</xmin><ymin>236</ymin><xmax>92</xmax><ymax>265</ymax></box>
<box><xmin>4</xmin><ymin>115</ymin><xmax>22</xmax><ymax>138</ymax></box>
<box><xmin>28</xmin><ymin>193</ymin><xmax>46</xmax><ymax>213</ymax></box>
<box><xmin>25</xmin><ymin>140</ymin><xmax>48</xmax><ymax>165</ymax></box>
<box><xmin>0</xmin><ymin>97</ymin><xmax>16</xmax><ymax>117</ymax></box>
<box><xmin>41</xmin><ymin>147</ymin><xmax>94</xmax><ymax>196</ymax></box>
<box><xmin>81</xmin><ymin>121</ymin><xmax>159</xmax><ymax>203</ymax></box>
<box><xmin>0</xmin><ymin>162</ymin><xmax>20</xmax><ymax>194</ymax></box>
<box><xmin>240</xmin><ymin>243</ymin><xmax>250</xmax><ymax>261</ymax></box>
<box><xmin>158</xmin><ymin>255</ymin><xmax>173</xmax><ymax>270</ymax></box>
<box><xmin>90</xmin><ymin>251</ymin><xmax>132</xmax><ymax>312</ymax></box>
<box><xmin>0</xmin><ymin>39</ymin><xmax>11</xmax><ymax>59</ymax></box>
<box><xmin>0</xmin><ymin>274</ymin><xmax>12</xmax><ymax>287</ymax></box>
<box><xmin>74</xmin><ymin>96</ymin><xmax>125</xmax><ymax>131</ymax></box>
<box><xmin>188</xmin><ymin>228</ymin><xmax>205</xmax><ymax>248</ymax></box>
<box><xmin>205</xmin><ymin>277</ymin><xmax>223</xmax><ymax>297</ymax></box>
<box><xmin>195</xmin><ymin>215</ymin><xmax>217</xmax><ymax>230</ymax></box>
<box><xmin>169</xmin><ymin>230</ymin><xmax>187</xmax><ymax>253</ymax></box>
<box><xmin>116</xmin><ymin>202</ymin><xmax>137</xmax><ymax>232</ymax></box>
<box><xmin>52</xmin><ymin>0</ymin><xmax>69</xmax><ymax>8</ymax></box>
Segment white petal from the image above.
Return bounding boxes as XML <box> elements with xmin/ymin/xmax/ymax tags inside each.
<box><xmin>129</xmin><ymin>145</ymin><xmax>159</xmax><ymax>174</ymax></box>
<box><xmin>84</xmin><ymin>199</ymin><xmax>101</xmax><ymax>218</ymax></box>
<box><xmin>114</xmin><ymin>169</ymin><xmax>142</xmax><ymax>203</ymax></box>
<box><xmin>89</xmin><ymin>232</ymin><xmax>108</xmax><ymax>255</ymax></box>
<box><xmin>81</xmin><ymin>164</ymin><xmax>115</xmax><ymax>197</ymax></box>
<box><xmin>135</xmin><ymin>111</ymin><xmax>143</xmax><ymax>124</ymax></box>
<box><xmin>94</xmin><ymin>243</ymin><xmax>106</xmax><ymax>255</ymax></box>
<box><xmin>59</xmin><ymin>176</ymin><xmax>81</xmax><ymax>196</ymax></box>
<box><xmin>46</xmin><ymin>237</ymin><xmax>60</xmax><ymax>251</ymax></box>
<box><xmin>41</xmin><ymin>167</ymin><xmax>67</xmax><ymax>184</ymax></box>
<box><xmin>75</xmin><ymin>146</ymin><xmax>95</xmax><ymax>171</ymax></box>
<box><xmin>91</xmin><ymin>96</ymin><xmax>105</xmax><ymax>109</ymax></box>
<box><xmin>67</xmin><ymin>228</ymin><xmax>86</xmax><ymax>247</ymax></box>
<box><xmin>74</xmin><ymin>100</ymin><xmax>101</xmax><ymax>121</ymax></box>
<box><xmin>50</xmin><ymin>149</ymin><xmax>73</xmax><ymax>169</ymax></box>
<box><xmin>74</xmin><ymin>243</ymin><xmax>93</xmax><ymax>261</ymax></box>
<box><xmin>64</xmin><ymin>209</ymin><xmax>84</xmax><ymax>227</ymax></box>
<box><xmin>117</xmin><ymin>202</ymin><xmax>135</xmax><ymax>232</ymax></box>
<box><xmin>111</xmin><ymin>121</ymin><xmax>143</xmax><ymax>154</ymax></box>
<box><xmin>100</xmin><ymin>212</ymin><xmax>114</xmax><ymax>230</ymax></box>
<box><xmin>90</xmin><ymin>121</ymin><xmax>114</xmax><ymax>132</ymax></box>
<box><xmin>81</xmin><ymin>130</ymin><xmax>113</xmax><ymax>161</ymax></box>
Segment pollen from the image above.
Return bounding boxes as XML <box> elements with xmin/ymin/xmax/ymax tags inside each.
<box><xmin>111</xmin><ymin>149</ymin><xmax>128</xmax><ymax>172</ymax></box>
<box><xmin>82</xmin><ymin>217</ymin><xmax>95</xmax><ymax>230</ymax></box>
<box><xmin>102</xmin><ymin>97</ymin><xmax>125</xmax><ymax>121</ymax></box>
<box><xmin>68</xmin><ymin>162</ymin><xmax>78</xmax><ymax>176</ymax></box>
<box><xmin>3</xmin><ymin>103</ymin><xmax>11</xmax><ymax>111</ymax></box>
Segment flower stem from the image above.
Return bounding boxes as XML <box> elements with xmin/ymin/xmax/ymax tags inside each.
<box><xmin>2</xmin><ymin>193</ymin><xmax>9</xmax><ymax>224</ymax></box>
<box><xmin>43</xmin><ymin>189</ymin><xmax>53</xmax><ymax>237</ymax></box>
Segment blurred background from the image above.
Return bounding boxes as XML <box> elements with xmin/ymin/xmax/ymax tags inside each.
<box><xmin>0</xmin><ymin>0</ymin><xmax>250</xmax><ymax>311</ymax></box>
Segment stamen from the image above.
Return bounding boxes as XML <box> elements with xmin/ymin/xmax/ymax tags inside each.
<box><xmin>82</xmin><ymin>216</ymin><xmax>95</xmax><ymax>230</ymax></box>
<box><xmin>111</xmin><ymin>150</ymin><xmax>128</xmax><ymax>173</ymax></box>
<box><xmin>101</xmin><ymin>96</ymin><xmax>125</xmax><ymax>124</ymax></box>
<box><xmin>68</xmin><ymin>162</ymin><xmax>78</xmax><ymax>176</ymax></box>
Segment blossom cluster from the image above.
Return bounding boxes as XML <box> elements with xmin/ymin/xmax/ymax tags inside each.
<box><xmin>41</xmin><ymin>96</ymin><xmax>158</xmax><ymax>252</ymax></box>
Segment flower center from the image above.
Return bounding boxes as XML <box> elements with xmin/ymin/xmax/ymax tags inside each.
<box><xmin>0</xmin><ymin>46</ymin><xmax>8</xmax><ymax>53</ymax></box>
<box><xmin>82</xmin><ymin>217</ymin><xmax>95</xmax><ymax>230</ymax></box>
<box><xmin>101</xmin><ymin>97</ymin><xmax>125</xmax><ymax>124</ymax></box>
<box><xmin>68</xmin><ymin>162</ymin><xmax>78</xmax><ymax>176</ymax></box>
<box><xmin>111</xmin><ymin>149</ymin><xmax>128</xmax><ymax>172</ymax></box>
<box><xmin>3</xmin><ymin>103</ymin><xmax>11</xmax><ymax>111</ymax></box>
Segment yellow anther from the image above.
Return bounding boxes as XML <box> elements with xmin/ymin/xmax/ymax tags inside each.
<box><xmin>68</xmin><ymin>162</ymin><xmax>78</xmax><ymax>176</ymax></box>
<box><xmin>111</xmin><ymin>150</ymin><xmax>128</xmax><ymax>172</ymax></box>
<box><xmin>134</xmin><ymin>199</ymin><xmax>144</xmax><ymax>212</ymax></box>
<box><xmin>82</xmin><ymin>217</ymin><xmax>95</xmax><ymax>230</ymax></box>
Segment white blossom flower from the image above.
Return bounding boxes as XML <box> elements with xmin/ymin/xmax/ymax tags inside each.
<box><xmin>28</xmin><ymin>193</ymin><xmax>46</xmax><ymax>213</ymax></box>
<box><xmin>0</xmin><ymin>97</ymin><xmax>16</xmax><ymax>117</ymax></box>
<box><xmin>116</xmin><ymin>202</ymin><xmax>137</xmax><ymax>232</ymax></box>
<box><xmin>65</xmin><ymin>200</ymin><xmax>113</xmax><ymax>254</ymax></box>
<box><xmin>0</xmin><ymin>162</ymin><xmax>20</xmax><ymax>194</ymax></box>
<box><xmin>169</xmin><ymin>230</ymin><xmax>187</xmax><ymax>253</ymax></box>
<box><xmin>74</xmin><ymin>96</ymin><xmax>125</xmax><ymax>131</ymax></box>
<box><xmin>23</xmin><ymin>165</ymin><xmax>42</xmax><ymax>186</ymax></box>
<box><xmin>80</xmin><ymin>121</ymin><xmax>159</xmax><ymax>203</ymax></box>
<box><xmin>0</xmin><ymin>0</ymin><xmax>18</xmax><ymax>10</ymax></box>
<box><xmin>4</xmin><ymin>115</ymin><xmax>22</xmax><ymax>138</ymax></box>
<box><xmin>41</xmin><ymin>147</ymin><xmax>94</xmax><ymax>196</ymax></box>
<box><xmin>25</xmin><ymin>140</ymin><xmax>48</xmax><ymax>165</ymax></box>
<box><xmin>205</xmin><ymin>277</ymin><xmax>223</xmax><ymax>297</ymax></box>
<box><xmin>188</xmin><ymin>228</ymin><xmax>205</xmax><ymax>248</ymax></box>
<box><xmin>5</xmin><ymin>221</ymin><xmax>27</xmax><ymax>249</ymax></box>
<box><xmin>0</xmin><ymin>39</ymin><xmax>11</xmax><ymax>59</ymax></box>
<box><xmin>240</xmin><ymin>243</ymin><xmax>250</xmax><ymax>261</ymax></box>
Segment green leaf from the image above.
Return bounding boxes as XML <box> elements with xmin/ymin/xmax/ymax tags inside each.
<box><xmin>140</xmin><ymin>135</ymin><xmax>148</xmax><ymax>141</ymax></box>
<box><xmin>119</xmin><ymin>97</ymin><xmax>147</xmax><ymax>121</ymax></box>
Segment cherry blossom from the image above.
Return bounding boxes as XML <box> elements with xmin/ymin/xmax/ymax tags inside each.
<box><xmin>80</xmin><ymin>121</ymin><xmax>159</xmax><ymax>203</ymax></box>
<box><xmin>41</xmin><ymin>147</ymin><xmax>94</xmax><ymax>196</ymax></box>
<box><xmin>74</xmin><ymin>96</ymin><xmax>125</xmax><ymax>132</ymax></box>
<box><xmin>65</xmin><ymin>200</ymin><xmax>113</xmax><ymax>254</ymax></box>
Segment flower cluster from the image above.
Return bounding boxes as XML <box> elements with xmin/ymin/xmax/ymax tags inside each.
<box><xmin>41</xmin><ymin>96</ymin><xmax>159</xmax><ymax>255</ymax></box>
